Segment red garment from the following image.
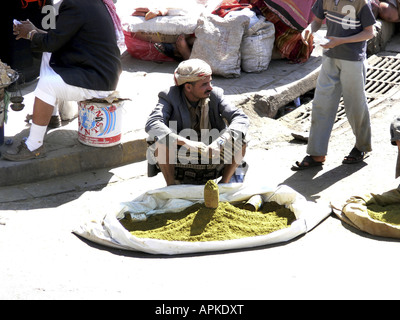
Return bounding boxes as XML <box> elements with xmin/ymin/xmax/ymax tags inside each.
<box><xmin>212</xmin><ymin>0</ymin><xmax>252</xmax><ymax>18</ymax></box>
<box><xmin>102</xmin><ymin>0</ymin><xmax>123</xmax><ymax>37</ymax></box>
<box><xmin>21</xmin><ymin>0</ymin><xmax>46</xmax><ymax>9</ymax></box>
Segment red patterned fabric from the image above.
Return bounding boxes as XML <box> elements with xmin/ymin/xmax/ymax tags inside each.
<box><xmin>259</xmin><ymin>0</ymin><xmax>316</xmax><ymax>30</ymax></box>
<box><xmin>124</xmin><ymin>31</ymin><xmax>175</xmax><ymax>62</ymax></box>
<box><xmin>252</xmin><ymin>0</ymin><xmax>315</xmax><ymax>63</ymax></box>
<box><xmin>212</xmin><ymin>0</ymin><xmax>253</xmax><ymax>18</ymax></box>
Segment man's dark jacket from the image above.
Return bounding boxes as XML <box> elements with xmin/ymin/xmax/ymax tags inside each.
<box><xmin>31</xmin><ymin>0</ymin><xmax>121</xmax><ymax>91</ymax></box>
<box><xmin>145</xmin><ymin>86</ymin><xmax>250</xmax><ymax>142</ymax></box>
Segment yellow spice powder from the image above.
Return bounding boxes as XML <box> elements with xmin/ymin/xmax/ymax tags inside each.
<box><xmin>119</xmin><ymin>201</ymin><xmax>296</xmax><ymax>242</ymax></box>
<box><xmin>367</xmin><ymin>204</ymin><xmax>400</xmax><ymax>226</ymax></box>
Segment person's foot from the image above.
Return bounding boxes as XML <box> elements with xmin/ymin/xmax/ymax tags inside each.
<box><xmin>342</xmin><ymin>147</ymin><xmax>369</xmax><ymax>164</ymax></box>
<box><xmin>176</xmin><ymin>35</ymin><xmax>191</xmax><ymax>60</ymax></box>
<box><xmin>3</xmin><ymin>140</ymin><xmax>46</xmax><ymax>162</ymax></box>
<box><xmin>292</xmin><ymin>155</ymin><xmax>325</xmax><ymax>171</ymax></box>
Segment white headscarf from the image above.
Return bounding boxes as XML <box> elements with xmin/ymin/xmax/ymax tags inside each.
<box><xmin>174</xmin><ymin>59</ymin><xmax>213</xmax><ymax>131</ymax></box>
<box><xmin>174</xmin><ymin>59</ymin><xmax>212</xmax><ymax>86</ymax></box>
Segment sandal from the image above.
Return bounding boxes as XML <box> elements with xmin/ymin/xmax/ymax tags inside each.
<box><xmin>292</xmin><ymin>155</ymin><xmax>324</xmax><ymax>171</ymax></box>
<box><xmin>342</xmin><ymin>147</ymin><xmax>369</xmax><ymax>164</ymax></box>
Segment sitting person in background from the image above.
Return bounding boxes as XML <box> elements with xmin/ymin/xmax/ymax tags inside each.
<box><xmin>372</xmin><ymin>0</ymin><xmax>400</xmax><ymax>22</ymax></box>
<box><xmin>5</xmin><ymin>0</ymin><xmax>122</xmax><ymax>161</ymax></box>
<box><xmin>145</xmin><ymin>59</ymin><xmax>250</xmax><ymax>186</ymax></box>
<box><xmin>133</xmin><ymin>6</ymin><xmax>195</xmax><ymax>61</ymax></box>
<box><xmin>154</xmin><ymin>34</ymin><xmax>195</xmax><ymax>62</ymax></box>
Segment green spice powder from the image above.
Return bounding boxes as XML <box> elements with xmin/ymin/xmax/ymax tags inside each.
<box><xmin>119</xmin><ymin>201</ymin><xmax>296</xmax><ymax>242</ymax></box>
<box><xmin>367</xmin><ymin>204</ymin><xmax>400</xmax><ymax>226</ymax></box>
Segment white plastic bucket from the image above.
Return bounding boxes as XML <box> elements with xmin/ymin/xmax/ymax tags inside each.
<box><xmin>78</xmin><ymin>100</ymin><xmax>124</xmax><ymax>147</ymax></box>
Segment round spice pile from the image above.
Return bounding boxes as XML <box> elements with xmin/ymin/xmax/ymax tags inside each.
<box><xmin>119</xmin><ymin>201</ymin><xmax>296</xmax><ymax>242</ymax></box>
<box><xmin>0</xmin><ymin>60</ymin><xmax>14</xmax><ymax>85</ymax></box>
<box><xmin>367</xmin><ymin>204</ymin><xmax>400</xmax><ymax>226</ymax></box>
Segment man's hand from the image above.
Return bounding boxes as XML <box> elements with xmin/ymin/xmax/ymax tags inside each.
<box><xmin>183</xmin><ymin>139</ymin><xmax>208</xmax><ymax>154</ymax></box>
<box><xmin>301</xmin><ymin>18</ymin><xmax>323</xmax><ymax>46</ymax></box>
<box><xmin>205</xmin><ymin>131</ymin><xmax>231</xmax><ymax>159</ymax></box>
<box><xmin>321</xmin><ymin>37</ymin><xmax>342</xmax><ymax>49</ymax></box>
<box><xmin>322</xmin><ymin>26</ymin><xmax>375</xmax><ymax>49</ymax></box>
<box><xmin>301</xmin><ymin>25</ymin><xmax>313</xmax><ymax>46</ymax></box>
<box><xmin>13</xmin><ymin>20</ymin><xmax>36</xmax><ymax>40</ymax></box>
<box><xmin>206</xmin><ymin>138</ymin><xmax>224</xmax><ymax>159</ymax></box>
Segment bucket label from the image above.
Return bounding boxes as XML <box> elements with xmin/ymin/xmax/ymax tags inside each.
<box><xmin>78</xmin><ymin>102</ymin><xmax>122</xmax><ymax>147</ymax></box>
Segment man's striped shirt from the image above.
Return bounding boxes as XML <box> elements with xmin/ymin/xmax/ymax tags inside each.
<box><xmin>312</xmin><ymin>0</ymin><xmax>376</xmax><ymax>61</ymax></box>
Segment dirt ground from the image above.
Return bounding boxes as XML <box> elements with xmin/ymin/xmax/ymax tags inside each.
<box><xmin>244</xmin><ymin>90</ymin><xmax>400</xmax><ymax>207</ymax></box>
<box><xmin>1</xmin><ymin>49</ymin><xmax>400</xmax><ymax>300</ymax></box>
<box><xmin>1</xmin><ymin>93</ymin><xmax>400</xmax><ymax>300</ymax></box>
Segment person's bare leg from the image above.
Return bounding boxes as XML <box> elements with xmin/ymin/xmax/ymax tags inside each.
<box><xmin>176</xmin><ymin>35</ymin><xmax>192</xmax><ymax>60</ymax></box>
<box><xmin>32</xmin><ymin>97</ymin><xmax>54</xmax><ymax>126</ymax></box>
<box><xmin>186</xmin><ymin>36</ymin><xmax>195</xmax><ymax>47</ymax></box>
<box><xmin>220</xmin><ymin>144</ymin><xmax>247</xmax><ymax>183</ymax></box>
<box><xmin>155</xmin><ymin>142</ymin><xmax>176</xmax><ymax>186</ymax></box>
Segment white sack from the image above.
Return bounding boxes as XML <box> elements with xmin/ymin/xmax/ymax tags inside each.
<box><xmin>241</xmin><ymin>16</ymin><xmax>275</xmax><ymax>73</ymax></box>
<box><xmin>122</xmin><ymin>15</ymin><xmax>199</xmax><ymax>35</ymax></box>
<box><xmin>190</xmin><ymin>13</ymin><xmax>249</xmax><ymax>78</ymax></box>
<box><xmin>225</xmin><ymin>7</ymin><xmax>259</xmax><ymax>28</ymax></box>
<box><xmin>74</xmin><ymin>183</ymin><xmax>331</xmax><ymax>255</ymax></box>
<box><xmin>120</xmin><ymin>0</ymin><xmax>207</xmax><ymax>35</ymax></box>
<box><xmin>118</xmin><ymin>0</ymin><xmax>204</xmax><ymax>16</ymax></box>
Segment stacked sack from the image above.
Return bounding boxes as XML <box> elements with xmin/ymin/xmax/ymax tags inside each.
<box><xmin>120</xmin><ymin>0</ymin><xmax>276</xmax><ymax>77</ymax></box>
<box><xmin>191</xmin><ymin>8</ymin><xmax>275</xmax><ymax>77</ymax></box>
<box><xmin>121</xmin><ymin>0</ymin><xmax>204</xmax><ymax>62</ymax></box>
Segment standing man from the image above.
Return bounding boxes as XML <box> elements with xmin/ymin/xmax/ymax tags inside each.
<box><xmin>4</xmin><ymin>0</ymin><xmax>122</xmax><ymax>161</ymax></box>
<box><xmin>293</xmin><ymin>0</ymin><xmax>376</xmax><ymax>170</ymax></box>
<box><xmin>146</xmin><ymin>59</ymin><xmax>249</xmax><ymax>185</ymax></box>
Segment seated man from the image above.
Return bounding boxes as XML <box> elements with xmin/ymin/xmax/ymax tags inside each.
<box><xmin>5</xmin><ymin>0</ymin><xmax>122</xmax><ymax>161</ymax></box>
<box><xmin>372</xmin><ymin>0</ymin><xmax>400</xmax><ymax>22</ymax></box>
<box><xmin>145</xmin><ymin>59</ymin><xmax>250</xmax><ymax>186</ymax></box>
<box><xmin>390</xmin><ymin>116</ymin><xmax>400</xmax><ymax>179</ymax></box>
<box><xmin>154</xmin><ymin>35</ymin><xmax>195</xmax><ymax>62</ymax></box>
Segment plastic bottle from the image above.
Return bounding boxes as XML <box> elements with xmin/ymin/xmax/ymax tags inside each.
<box><xmin>229</xmin><ymin>161</ymin><xmax>248</xmax><ymax>183</ymax></box>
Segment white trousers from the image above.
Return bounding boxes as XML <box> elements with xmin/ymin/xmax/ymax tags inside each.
<box><xmin>307</xmin><ymin>56</ymin><xmax>372</xmax><ymax>156</ymax></box>
<box><xmin>34</xmin><ymin>52</ymin><xmax>113</xmax><ymax>107</ymax></box>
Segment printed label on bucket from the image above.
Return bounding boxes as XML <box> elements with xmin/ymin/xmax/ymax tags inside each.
<box><xmin>78</xmin><ymin>101</ymin><xmax>123</xmax><ymax>147</ymax></box>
